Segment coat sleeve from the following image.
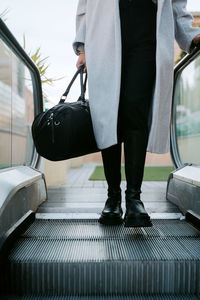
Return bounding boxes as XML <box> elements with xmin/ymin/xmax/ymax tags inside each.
<box><xmin>172</xmin><ymin>0</ymin><xmax>200</xmax><ymax>54</ymax></box>
<box><xmin>72</xmin><ymin>0</ymin><xmax>87</xmax><ymax>55</ymax></box>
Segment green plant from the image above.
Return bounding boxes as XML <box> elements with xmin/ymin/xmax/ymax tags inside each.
<box><xmin>23</xmin><ymin>34</ymin><xmax>64</xmax><ymax>96</ymax></box>
<box><xmin>22</xmin><ymin>34</ymin><xmax>66</xmax><ymax>102</ymax></box>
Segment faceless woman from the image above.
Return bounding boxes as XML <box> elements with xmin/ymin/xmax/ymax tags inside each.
<box><xmin>73</xmin><ymin>0</ymin><xmax>200</xmax><ymax>227</ymax></box>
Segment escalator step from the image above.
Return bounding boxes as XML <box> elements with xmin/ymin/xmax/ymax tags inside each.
<box><xmin>5</xmin><ymin>236</ymin><xmax>200</xmax><ymax>261</ymax></box>
<box><xmin>20</xmin><ymin>219</ymin><xmax>200</xmax><ymax>239</ymax></box>
<box><xmin>1</xmin><ymin>295</ymin><xmax>200</xmax><ymax>299</ymax></box>
<box><xmin>1</xmin><ymin>219</ymin><xmax>199</xmax><ymax>296</ymax></box>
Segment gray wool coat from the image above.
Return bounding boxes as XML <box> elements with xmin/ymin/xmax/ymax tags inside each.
<box><xmin>72</xmin><ymin>0</ymin><xmax>200</xmax><ymax>154</ymax></box>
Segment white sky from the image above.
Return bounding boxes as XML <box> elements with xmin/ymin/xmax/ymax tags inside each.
<box><xmin>0</xmin><ymin>0</ymin><xmax>200</xmax><ymax>105</ymax></box>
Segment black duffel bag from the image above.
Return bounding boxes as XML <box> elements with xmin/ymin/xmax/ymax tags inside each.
<box><xmin>31</xmin><ymin>64</ymin><xmax>100</xmax><ymax>161</ymax></box>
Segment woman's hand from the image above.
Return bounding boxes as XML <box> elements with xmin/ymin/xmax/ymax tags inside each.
<box><xmin>192</xmin><ymin>34</ymin><xmax>200</xmax><ymax>46</ymax></box>
<box><xmin>76</xmin><ymin>52</ymin><xmax>87</xmax><ymax>73</ymax></box>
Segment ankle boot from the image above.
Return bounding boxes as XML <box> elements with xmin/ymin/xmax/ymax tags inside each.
<box><xmin>99</xmin><ymin>143</ymin><xmax>123</xmax><ymax>225</ymax></box>
<box><xmin>124</xmin><ymin>188</ymin><xmax>152</xmax><ymax>227</ymax></box>
<box><xmin>98</xmin><ymin>186</ymin><xmax>123</xmax><ymax>225</ymax></box>
<box><xmin>123</xmin><ymin>129</ymin><xmax>152</xmax><ymax>227</ymax></box>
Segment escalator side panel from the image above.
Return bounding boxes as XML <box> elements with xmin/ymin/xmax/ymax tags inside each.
<box><xmin>167</xmin><ymin>175</ymin><xmax>200</xmax><ymax>217</ymax></box>
<box><xmin>0</xmin><ymin>166</ymin><xmax>47</xmax><ymax>242</ymax></box>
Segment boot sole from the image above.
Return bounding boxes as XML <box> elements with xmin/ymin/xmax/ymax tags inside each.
<box><xmin>124</xmin><ymin>216</ymin><xmax>153</xmax><ymax>227</ymax></box>
<box><xmin>98</xmin><ymin>215</ymin><xmax>123</xmax><ymax>225</ymax></box>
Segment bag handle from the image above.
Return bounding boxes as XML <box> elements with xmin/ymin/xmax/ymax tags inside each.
<box><xmin>59</xmin><ymin>64</ymin><xmax>87</xmax><ymax>104</ymax></box>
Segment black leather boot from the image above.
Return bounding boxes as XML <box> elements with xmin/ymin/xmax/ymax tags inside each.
<box><xmin>123</xmin><ymin>129</ymin><xmax>152</xmax><ymax>227</ymax></box>
<box><xmin>99</xmin><ymin>143</ymin><xmax>123</xmax><ymax>225</ymax></box>
<box><xmin>98</xmin><ymin>186</ymin><xmax>123</xmax><ymax>225</ymax></box>
<box><xmin>124</xmin><ymin>188</ymin><xmax>152</xmax><ymax>227</ymax></box>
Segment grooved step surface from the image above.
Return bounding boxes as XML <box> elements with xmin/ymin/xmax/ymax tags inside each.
<box><xmin>1</xmin><ymin>295</ymin><xmax>200</xmax><ymax>300</ymax></box>
<box><xmin>21</xmin><ymin>219</ymin><xmax>200</xmax><ymax>239</ymax></box>
<box><xmin>1</xmin><ymin>219</ymin><xmax>200</xmax><ymax>296</ymax></box>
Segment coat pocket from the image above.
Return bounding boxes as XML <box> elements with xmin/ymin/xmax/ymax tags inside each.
<box><xmin>77</xmin><ymin>0</ymin><xmax>86</xmax><ymax>15</ymax></box>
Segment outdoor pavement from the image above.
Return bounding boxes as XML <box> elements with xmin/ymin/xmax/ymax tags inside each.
<box><xmin>36</xmin><ymin>163</ymin><xmax>183</xmax><ymax>219</ymax></box>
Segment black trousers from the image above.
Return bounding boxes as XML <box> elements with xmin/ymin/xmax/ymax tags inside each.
<box><xmin>101</xmin><ymin>49</ymin><xmax>156</xmax><ymax>191</ymax></box>
<box><xmin>101</xmin><ymin>0</ymin><xmax>157</xmax><ymax>193</ymax></box>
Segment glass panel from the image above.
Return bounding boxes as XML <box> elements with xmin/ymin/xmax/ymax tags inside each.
<box><xmin>174</xmin><ymin>53</ymin><xmax>200</xmax><ymax>165</ymax></box>
<box><xmin>11</xmin><ymin>52</ymin><xmax>35</xmax><ymax>166</ymax></box>
<box><xmin>0</xmin><ymin>40</ymin><xmax>12</xmax><ymax>169</ymax></box>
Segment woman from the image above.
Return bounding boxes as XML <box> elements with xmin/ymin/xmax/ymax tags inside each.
<box><xmin>73</xmin><ymin>0</ymin><xmax>200</xmax><ymax>227</ymax></box>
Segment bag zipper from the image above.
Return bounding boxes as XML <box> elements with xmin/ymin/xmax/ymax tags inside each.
<box><xmin>47</xmin><ymin>112</ymin><xmax>55</xmax><ymax>143</ymax></box>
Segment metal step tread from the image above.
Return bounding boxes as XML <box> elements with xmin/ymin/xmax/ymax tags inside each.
<box><xmin>1</xmin><ymin>295</ymin><xmax>199</xmax><ymax>300</ymax></box>
<box><xmin>21</xmin><ymin>218</ymin><xmax>200</xmax><ymax>238</ymax></box>
<box><xmin>1</xmin><ymin>219</ymin><xmax>200</xmax><ymax>295</ymax></box>
<box><xmin>5</xmin><ymin>219</ymin><xmax>200</xmax><ymax>262</ymax></box>
<box><xmin>8</xmin><ymin>219</ymin><xmax>200</xmax><ymax>259</ymax></box>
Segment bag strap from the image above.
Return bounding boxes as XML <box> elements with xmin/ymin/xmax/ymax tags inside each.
<box><xmin>79</xmin><ymin>65</ymin><xmax>87</xmax><ymax>101</ymax></box>
<box><xmin>59</xmin><ymin>64</ymin><xmax>87</xmax><ymax>104</ymax></box>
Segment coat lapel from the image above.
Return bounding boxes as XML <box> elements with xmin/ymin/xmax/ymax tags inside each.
<box><xmin>156</xmin><ymin>0</ymin><xmax>165</xmax><ymax>31</ymax></box>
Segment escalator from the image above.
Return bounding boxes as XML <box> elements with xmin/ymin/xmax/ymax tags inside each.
<box><xmin>0</xmin><ymin>19</ymin><xmax>200</xmax><ymax>299</ymax></box>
